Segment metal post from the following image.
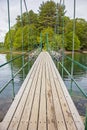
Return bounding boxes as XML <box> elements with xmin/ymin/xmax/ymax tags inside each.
<box><xmin>56</xmin><ymin>4</ymin><xmax>59</xmax><ymax>35</ymax></box>
<box><xmin>56</xmin><ymin>3</ymin><xmax>59</xmax><ymax>51</ymax></box>
<box><xmin>23</xmin><ymin>0</ymin><xmax>30</xmax><ymax>71</ymax></box>
<box><xmin>20</xmin><ymin>0</ymin><xmax>25</xmax><ymax>79</ymax></box>
<box><xmin>70</xmin><ymin>0</ymin><xmax>76</xmax><ymax>94</ymax></box>
<box><xmin>46</xmin><ymin>33</ymin><xmax>48</xmax><ymax>51</ymax></box>
<box><xmin>7</xmin><ymin>0</ymin><xmax>15</xmax><ymax>99</ymax></box>
<box><xmin>61</xmin><ymin>0</ymin><xmax>65</xmax><ymax>78</ymax></box>
<box><xmin>40</xmin><ymin>32</ymin><xmax>42</xmax><ymax>51</ymax></box>
<box><xmin>85</xmin><ymin>108</ymin><xmax>87</xmax><ymax>130</ymax></box>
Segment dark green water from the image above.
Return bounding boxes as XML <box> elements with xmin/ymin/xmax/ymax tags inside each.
<box><xmin>59</xmin><ymin>53</ymin><xmax>87</xmax><ymax>92</ymax></box>
<box><xmin>57</xmin><ymin>52</ymin><xmax>87</xmax><ymax>116</ymax></box>
<box><xmin>0</xmin><ymin>52</ymin><xmax>87</xmax><ymax>121</ymax></box>
<box><xmin>0</xmin><ymin>53</ymin><xmax>35</xmax><ymax>121</ymax></box>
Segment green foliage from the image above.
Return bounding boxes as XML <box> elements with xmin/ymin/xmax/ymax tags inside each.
<box><xmin>13</xmin><ymin>25</ymin><xmax>38</xmax><ymax>50</ymax></box>
<box><xmin>65</xmin><ymin>32</ymin><xmax>80</xmax><ymax>50</ymax></box>
<box><xmin>38</xmin><ymin>1</ymin><xmax>56</xmax><ymax>30</ymax></box>
<box><xmin>13</xmin><ymin>27</ymin><xmax>22</xmax><ymax>50</ymax></box>
<box><xmin>4</xmin><ymin>1</ymin><xmax>87</xmax><ymax>51</ymax></box>
<box><xmin>56</xmin><ymin>3</ymin><xmax>66</xmax><ymax>34</ymax></box>
<box><xmin>4</xmin><ymin>29</ymin><xmax>15</xmax><ymax>49</ymax></box>
<box><xmin>37</xmin><ymin>27</ymin><xmax>54</xmax><ymax>50</ymax></box>
<box><xmin>53</xmin><ymin>34</ymin><xmax>63</xmax><ymax>50</ymax></box>
<box><xmin>0</xmin><ymin>42</ymin><xmax>4</xmax><ymax>51</ymax></box>
<box><xmin>65</xmin><ymin>18</ymin><xmax>87</xmax><ymax>50</ymax></box>
<box><xmin>28</xmin><ymin>10</ymin><xmax>39</xmax><ymax>26</ymax></box>
<box><xmin>76</xmin><ymin>18</ymin><xmax>87</xmax><ymax>49</ymax></box>
<box><xmin>16</xmin><ymin>15</ymin><xmax>21</xmax><ymax>28</ymax></box>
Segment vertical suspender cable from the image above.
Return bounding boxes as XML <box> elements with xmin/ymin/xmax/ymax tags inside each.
<box><xmin>59</xmin><ymin>0</ymin><xmax>62</xmax><ymax>35</ymax></box>
<box><xmin>40</xmin><ymin>32</ymin><xmax>42</xmax><ymax>51</ymax></box>
<box><xmin>46</xmin><ymin>33</ymin><xmax>48</xmax><ymax>51</ymax></box>
<box><xmin>85</xmin><ymin>109</ymin><xmax>87</xmax><ymax>130</ymax></box>
<box><xmin>60</xmin><ymin>0</ymin><xmax>61</xmax><ymax>5</ymax></box>
<box><xmin>56</xmin><ymin>3</ymin><xmax>58</xmax><ymax>35</ymax></box>
<box><xmin>70</xmin><ymin>0</ymin><xmax>76</xmax><ymax>94</ymax></box>
<box><xmin>7</xmin><ymin>0</ymin><xmax>15</xmax><ymax>99</ymax></box>
<box><xmin>62</xmin><ymin>0</ymin><xmax>65</xmax><ymax>50</ymax></box>
<box><xmin>62</xmin><ymin>0</ymin><xmax>65</xmax><ymax>78</ymax></box>
<box><xmin>23</xmin><ymin>0</ymin><xmax>30</xmax><ymax>70</ymax></box>
<box><xmin>56</xmin><ymin>3</ymin><xmax>59</xmax><ymax>51</ymax></box>
<box><xmin>59</xmin><ymin>0</ymin><xmax>64</xmax><ymax>78</ymax></box>
<box><xmin>72</xmin><ymin>0</ymin><xmax>76</xmax><ymax>76</ymax></box>
<box><xmin>20</xmin><ymin>0</ymin><xmax>25</xmax><ymax>79</ymax></box>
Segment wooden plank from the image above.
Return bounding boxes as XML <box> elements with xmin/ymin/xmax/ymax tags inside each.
<box><xmin>47</xmin><ymin>52</ymin><xmax>84</xmax><ymax>130</ymax></box>
<box><xmin>45</xmin><ymin>60</ymin><xmax>58</xmax><ymax>130</ymax></box>
<box><xmin>8</xmin><ymin>55</ymin><xmax>42</xmax><ymax>130</ymax></box>
<box><xmin>38</xmin><ymin>57</ymin><xmax>46</xmax><ymax>130</ymax></box>
<box><xmin>0</xmin><ymin>53</ymin><xmax>42</xmax><ymax>130</ymax></box>
<box><xmin>47</xmin><ymin>53</ymin><xmax>77</xmax><ymax>130</ymax></box>
<box><xmin>17</xmin><ymin>57</ymin><xmax>43</xmax><ymax>130</ymax></box>
<box><xmin>0</xmin><ymin>52</ymin><xmax>84</xmax><ymax>130</ymax></box>
<box><xmin>55</xmin><ymin>71</ymin><xmax>85</xmax><ymax>130</ymax></box>
<box><xmin>47</xmin><ymin>57</ymin><xmax>67</xmax><ymax>130</ymax></box>
<box><xmin>28</xmin><ymin>58</ymin><xmax>43</xmax><ymax>130</ymax></box>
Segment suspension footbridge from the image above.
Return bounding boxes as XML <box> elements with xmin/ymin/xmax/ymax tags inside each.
<box><xmin>0</xmin><ymin>0</ymin><xmax>87</xmax><ymax>129</ymax></box>
<box><xmin>0</xmin><ymin>52</ymin><xmax>84</xmax><ymax>130</ymax></box>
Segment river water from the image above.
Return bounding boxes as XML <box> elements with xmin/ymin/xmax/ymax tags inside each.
<box><xmin>0</xmin><ymin>53</ymin><xmax>34</xmax><ymax>121</ymax></box>
<box><xmin>57</xmin><ymin>52</ymin><xmax>87</xmax><ymax>116</ymax></box>
<box><xmin>58</xmin><ymin>53</ymin><xmax>87</xmax><ymax>92</ymax></box>
<box><xmin>0</xmin><ymin>53</ymin><xmax>87</xmax><ymax>121</ymax></box>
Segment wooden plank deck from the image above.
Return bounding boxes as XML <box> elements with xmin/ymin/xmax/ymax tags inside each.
<box><xmin>0</xmin><ymin>52</ymin><xmax>84</xmax><ymax>130</ymax></box>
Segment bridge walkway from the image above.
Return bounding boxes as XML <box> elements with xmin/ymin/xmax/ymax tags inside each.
<box><xmin>0</xmin><ymin>52</ymin><xmax>84</xmax><ymax>130</ymax></box>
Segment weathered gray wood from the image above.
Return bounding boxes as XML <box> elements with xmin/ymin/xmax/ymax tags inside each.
<box><xmin>0</xmin><ymin>53</ymin><xmax>42</xmax><ymax>130</ymax></box>
<box><xmin>0</xmin><ymin>52</ymin><xmax>84</xmax><ymax>130</ymax></box>
<box><xmin>46</xmin><ymin>61</ymin><xmax>58</xmax><ymax>130</ymax></box>
<box><xmin>9</xmin><ymin>59</ymin><xmax>42</xmax><ymax>130</ymax></box>
<box><xmin>18</xmin><ymin>60</ymin><xmax>42</xmax><ymax>130</ymax></box>
<box><xmin>46</xmin><ymin>52</ymin><xmax>84</xmax><ymax>130</ymax></box>
<box><xmin>28</xmin><ymin>58</ymin><xmax>43</xmax><ymax>130</ymax></box>
<box><xmin>47</xmin><ymin>57</ymin><xmax>67</xmax><ymax>130</ymax></box>
<box><xmin>38</xmin><ymin>57</ymin><xmax>46</xmax><ymax>130</ymax></box>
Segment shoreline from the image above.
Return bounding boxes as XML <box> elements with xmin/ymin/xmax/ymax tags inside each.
<box><xmin>64</xmin><ymin>50</ymin><xmax>87</xmax><ymax>54</ymax></box>
<box><xmin>0</xmin><ymin>50</ymin><xmax>87</xmax><ymax>55</ymax></box>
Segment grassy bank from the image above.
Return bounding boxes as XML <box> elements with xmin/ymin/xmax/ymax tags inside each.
<box><xmin>1</xmin><ymin>47</ymin><xmax>87</xmax><ymax>55</ymax></box>
<box><xmin>0</xmin><ymin>47</ymin><xmax>27</xmax><ymax>55</ymax></box>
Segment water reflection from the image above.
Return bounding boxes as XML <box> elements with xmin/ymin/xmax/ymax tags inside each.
<box><xmin>57</xmin><ymin>53</ymin><xmax>87</xmax><ymax>116</ymax></box>
<box><xmin>0</xmin><ymin>53</ymin><xmax>87</xmax><ymax>121</ymax></box>
<box><xmin>58</xmin><ymin>53</ymin><xmax>87</xmax><ymax>91</ymax></box>
<box><xmin>0</xmin><ymin>53</ymin><xmax>34</xmax><ymax>121</ymax></box>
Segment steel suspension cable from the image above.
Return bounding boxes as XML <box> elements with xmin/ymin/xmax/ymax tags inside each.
<box><xmin>59</xmin><ymin>0</ymin><xmax>61</xmax><ymax>35</ymax></box>
<box><xmin>61</xmin><ymin>0</ymin><xmax>65</xmax><ymax>78</ymax></box>
<box><xmin>23</xmin><ymin>0</ymin><xmax>30</xmax><ymax>70</ymax></box>
<box><xmin>7</xmin><ymin>0</ymin><xmax>15</xmax><ymax>98</ymax></box>
<box><xmin>20</xmin><ymin>0</ymin><xmax>25</xmax><ymax>79</ymax></box>
<box><xmin>71</xmin><ymin>0</ymin><xmax>76</xmax><ymax>77</ymax></box>
<box><xmin>40</xmin><ymin>32</ymin><xmax>42</xmax><ymax>51</ymax></box>
<box><xmin>70</xmin><ymin>0</ymin><xmax>76</xmax><ymax>94</ymax></box>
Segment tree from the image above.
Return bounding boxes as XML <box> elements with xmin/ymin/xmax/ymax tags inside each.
<box><xmin>13</xmin><ymin>27</ymin><xmax>22</xmax><ymax>50</ymax></box>
<box><xmin>13</xmin><ymin>25</ymin><xmax>38</xmax><ymax>50</ymax></box>
<box><xmin>4</xmin><ymin>1</ymin><xmax>87</xmax><ymax>52</ymax></box>
<box><xmin>37</xmin><ymin>27</ymin><xmax>54</xmax><ymax>50</ymax></box>
<box><xmin>28</xmin><ymin>10</ymin><xmax>39</xmax><ymax>27</ymax></box>
<box><xmin>65</xmin><ymin>32</ymin><xmax>80</xmax><ymax>50</ymax></box>
<box><xmin>56</xmin><ymin>3</ymin><xmax>66</xmax><ymax>34</ymax></box>
<box><xmin>65</xmin><ymin>18</ymin><xmax>87</xmax><ymax>50</ymax></box>
<box><xmin>16</xmin><ymin>15</ymin><xmax>21</xmax><ymax>28</ymax></box>
<box><xmin>4</xmin><ymin>29</ymin><xmax>15</xmax><ymax>49</ymax></box>
<box><xmin>53</xmin><ymin>34</ymin><xmax>64</xmax><ymax>51</ymax></box>
<box><xmin>38</xmin><ymin>1</ymin><xmax>56</xmax><ymax>30</ymax></box>
<box><xmin>76</xmin><ymin>18</ymin><xmax>87</xmax><ymax>50</ymax></box>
